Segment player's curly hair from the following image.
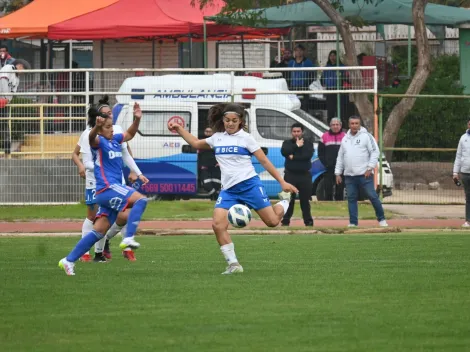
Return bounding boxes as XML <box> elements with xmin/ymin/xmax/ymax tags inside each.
<box><xmin>87</xmin><ymin>95</ymin><xmax>111</xmax><ymax>127</ymax></box>
<box><xmin>208</xmin><ymin>103</ymin><xmax>246</xmax><ymax>133</ymax></box>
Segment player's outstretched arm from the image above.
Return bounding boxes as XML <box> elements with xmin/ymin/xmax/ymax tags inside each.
<box><xmin>167</xmin><ymin>121</ymin><xmax>211</xmax><ymax>150</ymax></box>
<box><xmin>253</xmin><ymin>149</ymin><xmax>298</xmax><ymax>194</ymax></box>
<box><xmin>123</xmin><ymin>102</ymin><xmax>142</xmax><ymax>142</ymax></box>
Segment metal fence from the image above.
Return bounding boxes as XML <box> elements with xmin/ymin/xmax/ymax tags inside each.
<box><xmin>2</xmin><ymin>69</ymin><xmax>467</xmax><ymax>205</ymax></box>
<box><xmin>378</xmin><ymin>94</ymin><xmax>469</xmax><ymax>205</ymax></box>
<box><xmin>0</xmin><ymin>67</ymin><xmax>376</xmax><ymax>204</ymax></box>
<box><xmin>2</xmin><ymin>67</ymin><xmax>468</xmax><ymax>205</ymax></box>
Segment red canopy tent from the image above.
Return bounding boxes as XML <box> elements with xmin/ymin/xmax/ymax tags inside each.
<box><xmin>48</xmin><ymin>0</ymin><xmax>288</xmax><ymax>40</ymax></box>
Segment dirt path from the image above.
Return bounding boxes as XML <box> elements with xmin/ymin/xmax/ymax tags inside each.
<box><xmin>0</xmin><ymin>218</ymin><xmax>465</xmax><ymax>233</ymax></box>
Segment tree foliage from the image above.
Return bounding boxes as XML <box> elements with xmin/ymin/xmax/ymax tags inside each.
<box><xmin>382</xmin><ymin>55</ymin><xmax>469</xmax><ymax>162</ymax></box>
<box><xmin>0</xmin><ymin>0</ymin><xmax>33</xmax><ymax>14</ymax></box>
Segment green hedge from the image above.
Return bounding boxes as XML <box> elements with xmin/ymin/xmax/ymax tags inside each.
<box><xmin>382</xmin><ymin>55</ymin><xmax>470</xmax><ymax>162</ymax></box>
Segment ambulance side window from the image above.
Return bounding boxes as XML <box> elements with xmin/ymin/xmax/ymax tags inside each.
<box><xmin>138</xmin><ymin>111</ymin><xmax>191</xmax><ymax>136</ymax></box>
<box><xmin>256</xmin><ymin>109</ymin><xmax>317</xmax><ymax>141</ymax></box>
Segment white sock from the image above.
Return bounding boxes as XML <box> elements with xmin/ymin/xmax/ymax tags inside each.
<box><xmin>220</xmin><ymin>242</ymin><xmax>238</xmax><ymax>265</ymax></box>
<box><xmin>275</xmin><ymin>200</ymin><xmax>290</xmax><ymax>215</ymax></box>
<box><xmin>105</xmin><ymin>222</ymin><xmax>123</xmax><ymax>240</ymax></box>
<box><xmin>82</xmin><ymin>218</ymin><xmax>94</xmax><ymax>255</ymax></box>
<box><xmin>95</xmin><ymin>237</ymin><xmax>106</xmax><ymax>253</ymax></box>
<box><xmin>121</xmin><ymin>224</ymin><xmax>127</xmax><ymax>238</ymax></box>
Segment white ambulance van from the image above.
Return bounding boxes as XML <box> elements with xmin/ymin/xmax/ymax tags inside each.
<box><xmin>113</xmin><ymin>74</ymin><xmax>393</xmax><ymax>200</ymax></box>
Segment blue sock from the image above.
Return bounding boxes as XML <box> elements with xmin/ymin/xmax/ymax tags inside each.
<box><xmin>125</xmin><ymin>198</ymin><xmax>148</xmax><ymax>238</ymax></box>
<box><xmin>66</xmin><ymin>230</ymin><xmax>104</xmax><ymax>262</ymax></box>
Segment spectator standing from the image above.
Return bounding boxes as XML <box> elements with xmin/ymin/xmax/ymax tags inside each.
<box><xmin>335</xmin><ymin>116</ymin><xmax>388</xmax><ymax>227</ymax></box>
<box><xmin>281</xmin><ymin>123</ymin><xmax>315</xmax><ymax>227</ymax></box>
<box><xmin>0</xmin><ymin>45</ymin><xmax>15</xmax><ymax>68</ymax></box>
<box><xmin>321</xmin><ymin>50</ymin><xmax>344</xmax><ymax>121</ymax></box>
<box><xmin>288</xmin><ymin>44</ymin><xmax>315</xmax><ymax>111</ymax></box>
<box><xmin>321</xmin><ymin>50</ymin><xmax>356</xmax><ymax>125</ymax></box>
<box><xmin>0</xmin><ymin>59</ymin><xmax>30</xmax><ymax>156</ymax></box>
<box><xmin>318</xmin><ymin>117</ymin><xmax>346</xmax><ymax>200</ymax></box>
<box><xmin>271</xmin><ymin>49</ymin><xmax>292</xmax><ymax>81</ymax></box>
<box><xmin>453</xmin><ymin>119</ymin><xmax>470</xmax><ymax>227</ymax></box>
<box><xmin>199</xmin><ymin>127</ymin><xmax>221</xmax><ymax>200</ymax></box>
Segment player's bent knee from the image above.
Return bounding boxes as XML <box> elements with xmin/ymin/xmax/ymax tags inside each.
<box><xmin>94</xmin><ymin>216</ymin><xmax>111</xmax><ymax>234</ymax></box>
<box><xmin>116</xmin><ymin>211</ymin><xmax>128</xmax><ymax>225</ymax></box>
<box><xmin>127</xmin><ymin>192</ymin><xmax>146</xmax><ymax>206</ymax></box>
<box><xmin>265</xmin><ymin>218</ymin><xmax>279</xmax><ymax>228</ymax></box>
<box><xmin>212</xmin><ymin>218</ymin><xmax>228</xmax><ymax>232</ymax></box>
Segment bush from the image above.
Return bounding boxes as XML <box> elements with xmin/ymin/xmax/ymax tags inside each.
<box><xmin>382</xmin><ymin>55</ymin><xmax>470</xmax><ymax>162</ymax></box>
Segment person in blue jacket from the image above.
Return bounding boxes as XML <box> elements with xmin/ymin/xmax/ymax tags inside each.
<box><xmin>288</xmin><ymin>44</ymin><xmax>316</xmax><ymax>111</ymax></box>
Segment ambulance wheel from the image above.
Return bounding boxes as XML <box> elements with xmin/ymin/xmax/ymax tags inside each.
<box><xmin>314</xmin><ymin>178</ymin><xmax>347</xmax><ymax>201</ymax></box>
<box><xmin>315</xmin><ymin>178</ymin><xmax>327</xmax><ymax>201</ymax></box>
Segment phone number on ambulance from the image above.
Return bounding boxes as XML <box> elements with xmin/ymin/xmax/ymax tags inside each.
<box><xmin>141</xmin><ymin>183</ymin><xmax>196</xmax><ymax>193</ymax></box>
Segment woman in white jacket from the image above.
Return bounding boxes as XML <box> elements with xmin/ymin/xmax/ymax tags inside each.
<box><xmin>334</xmin><ymin>116</ymin><xmax>388</xmax><ymax>227</ymax></box>
<box><xmin>452</xmin><ymin>119</ymin><xmax>470</xmax><ymax>227</ymax></box>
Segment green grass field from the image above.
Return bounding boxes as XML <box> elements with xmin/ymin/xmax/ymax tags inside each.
<box><xmin>0</xmin><ymin>201</ymin><xmax>395</xmax><ymax>221</ymax></box>
<box><xmin>1</xmin><ymin>233</ymin><xmax>469</xmax><ymax>351</ymax></box>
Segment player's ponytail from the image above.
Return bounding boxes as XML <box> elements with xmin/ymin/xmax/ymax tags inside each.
<box><xmin>97</xmin><ymin>95</ymin><xmax>110</xmax><ymax>112</ymax></box>
<box><xmin>208</xmin><ymin>103</ymin><xmax>227</xmax><ymax>132</ymax></box>
<box><xmin>88</xmin><ymin>95</ymin><xmax>112</xmax><ymax>127</ymax></box>
<box><xmin>208</xmin><ymin>103</ymin><xmax>246</xmax><ymax>133</ymax></box>
<box><xmin>87</xmin><ymin>106</ymin><xmax>100</xmax><ymax>127</ymax></box>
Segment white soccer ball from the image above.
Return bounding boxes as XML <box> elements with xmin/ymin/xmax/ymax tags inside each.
<box><xmin>228</xmin><ymin>204</ymin><xmax>252</xmax><ymax>228</ymax></box>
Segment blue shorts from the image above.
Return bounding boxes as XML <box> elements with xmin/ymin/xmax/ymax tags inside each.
<box><xmin>215</xmin><ymin>176</ymin><xmax>271</xmax><ymax>211</ymax></box>
<box><xmin>95</xmin><ymin>184</ymin><xmax>136</xmax><ymax>225</ymax></box>
<box><xmin>85</xmin><ymin>189</ymin><xmax>96</xmax><ymax>208</ymax></box>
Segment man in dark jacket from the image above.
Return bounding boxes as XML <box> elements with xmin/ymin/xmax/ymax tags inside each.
<box><xmin>288</xmin><ymin>44</ymin><xmax>315</xmax><ymax>111</ymax></box>
<box><xmin>271</xmin><ymin>49</ymin><xmax>292</xmax><ymax>81</ymax></box>
<box><xmin>318</xmin><ymin>118</ymin><xmax>346</xmax><ymax>200</ymax></box>
<box><xmin>199</xmin><ymin>127</ymin><xmax>221</xmax><ymax>200</ymax></box>
<box><xmin>281</xmin><ymin>123</ymin><xmax>314</xmax><ymax>226</ymax></box>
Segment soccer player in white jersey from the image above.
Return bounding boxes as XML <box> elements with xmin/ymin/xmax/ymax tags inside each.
<box><xmin>168</xmin><ymin>103</ymin><xmax>298</xmax><ymax>274</ymax></box>
<box><xmin>72</xmin><ymin>96</ymin><xmax>148</xmax><ymax>262</ymax></box>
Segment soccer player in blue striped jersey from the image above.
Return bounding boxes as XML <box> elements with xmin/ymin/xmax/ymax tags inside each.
<box><xmin>59</xmin><ymin>102</ymin><xmax>148</xmax><ymax>276</ymax></box>
<box><xmin>72</xmin><ymin>96</ymin><xmax>148</xmax><ymax>263</ymax></box>
<box><xmin>168</xmin><ymin>103</ymin><xmax>299</xmax><ymax>274</ymax></box>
